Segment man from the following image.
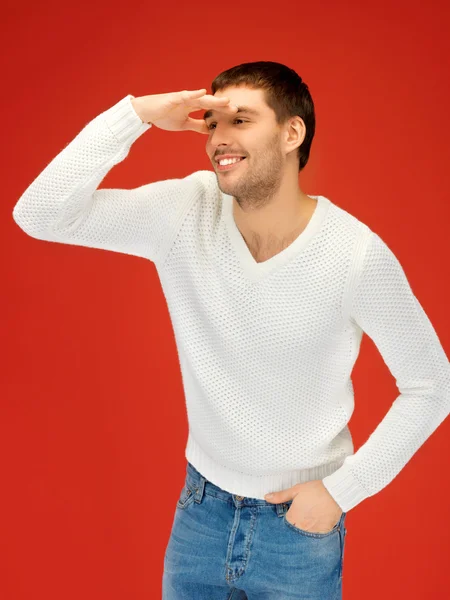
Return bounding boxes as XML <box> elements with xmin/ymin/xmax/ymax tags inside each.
<box><xmin>13</xmin><ymin>61</ymin><xmax>450</xmax><ymax>599</ymax></box>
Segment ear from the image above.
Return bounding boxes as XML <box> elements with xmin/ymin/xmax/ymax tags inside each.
<box><xmin>284</xmin><ymin>116</ymin><xmax>306</xmax><ymax>155</ymax></box>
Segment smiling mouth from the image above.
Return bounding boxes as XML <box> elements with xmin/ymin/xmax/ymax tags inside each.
<box><xmin>216</xmin><ymin>157</ymin><xmax>247</xmax><ymax>171</ymax></box>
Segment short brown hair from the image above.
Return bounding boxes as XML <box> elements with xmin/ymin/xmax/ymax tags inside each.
<box><xmin>211</xmin><ymin>61</ymin><xmax>315</xmax><ymax>172</ymax></box>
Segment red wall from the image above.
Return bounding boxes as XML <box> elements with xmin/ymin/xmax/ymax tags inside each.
<box><xmin>2</xmin><ymin>0</ymin><xmax>449</xmax><ymax>598</ymax></box>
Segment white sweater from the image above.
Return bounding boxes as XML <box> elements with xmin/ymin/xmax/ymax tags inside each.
<box><xmin>12</xmin><ymin>94</ymin><xmax>450</xmax><ymax>513</ymax></box>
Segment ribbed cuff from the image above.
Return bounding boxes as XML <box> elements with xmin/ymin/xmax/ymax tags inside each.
<box><xmin>102</xmin><ymin>94</ymin><xmax>152</xmax><ymax>143</ymax></box>
<box><xmin>321</xmin><ymin>460</ymin><xmax>371</xmax><ymax>512</ymax></box>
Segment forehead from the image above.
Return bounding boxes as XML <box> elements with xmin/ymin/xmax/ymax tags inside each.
<box><xmin>203</xmin><ymin>87</ymin><xmax>267</xmax><ymax>121</ymax></box>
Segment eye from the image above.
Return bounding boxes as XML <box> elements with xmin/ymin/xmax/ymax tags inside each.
<box><xmin>207</xmin><ymin>119</ymin><xmax>246</xmax><ymax>131</ymax></box>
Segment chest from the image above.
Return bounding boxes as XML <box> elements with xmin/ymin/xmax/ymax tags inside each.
<box><xmin>243</xmin><ymin>230</ymin><xmax>303</xmax><ymax>263</ymax></box>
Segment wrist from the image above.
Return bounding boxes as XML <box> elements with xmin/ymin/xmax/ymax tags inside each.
<box><xmin>130</xmin><ymin>96</ymin><xmax>151</xmax><ymax>124</ymax></box>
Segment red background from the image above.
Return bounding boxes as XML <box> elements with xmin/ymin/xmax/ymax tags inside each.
<box><xmin>2</xmin><ymin>0</ymin><xmax>449</xmax><ymax>598</ymax></box>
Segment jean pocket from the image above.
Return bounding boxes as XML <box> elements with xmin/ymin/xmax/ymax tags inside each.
<box><xmin>283</xmin><ymin>510</ymin><xmax>344</xmax><ymax>539</ymax></box>
<box><xmin>176</xmin><ymin>483</ymin><xmax>196</xmax><ymax>510</ymax></box>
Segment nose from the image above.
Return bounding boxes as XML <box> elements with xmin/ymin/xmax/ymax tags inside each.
<box><xmin>208</xmin><ymin>123</ymin><xmax>236</xmax><ymax>147</ymax></box>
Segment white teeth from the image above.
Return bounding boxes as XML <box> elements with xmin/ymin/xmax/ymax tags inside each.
<box><xmin>219</xmin><ymin>157</ymin><xmax>243</xmax><ymax>166</ymax></box>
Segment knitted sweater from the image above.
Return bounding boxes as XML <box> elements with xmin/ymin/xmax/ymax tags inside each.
<box><xmin>12</xmin><ymin>94</ymin><xmax>450</xmax><ymax>512</ymax></box>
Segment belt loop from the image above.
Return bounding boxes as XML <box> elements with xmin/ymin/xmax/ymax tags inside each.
<box><xmin>275</xmin><ymin>502</ymin><xmax>289</xmax><ymax>517</ymax></box>
<box><xmin>193</xmin><ymin>475</ymin><xmax>206</xmax><ymax>503</ymax></box>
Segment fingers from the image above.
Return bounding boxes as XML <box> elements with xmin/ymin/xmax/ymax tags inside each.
<box><xmin>182</xmin><ymin>89</ymin><xmax>239</xmax><ymax>112</ymax></box>
<box><xmin>183</xmin><ymin>90</ymin><xmax>238</xmax><ymax>134</ymax></box>
<box><xmin>181</xmin><ymin>89</ymin><xmax>237</xmax><ymax>110</ymax></box>
<box><xmin>177</xmin><ymin>89</ymin><xmax>207</xmax><ymax>105</ymax></box>
<box><xmin>204</xmin><ymin>95</ymin><xmax>238</xmax><ymax>109</ymax></box>
<box><xmin>196</xmin><ymin>96</ymin><xmax>239</xmax><ymax>116</ymax></box>
<box><xmin>185</xmin><ymin>90</ymin><xmax>231</xmax><ymax>104</ymax></box>
<box><xmin>182</xmin><ymin>89</ymin><xmax>207</xmax><ymax>97</ymax></box>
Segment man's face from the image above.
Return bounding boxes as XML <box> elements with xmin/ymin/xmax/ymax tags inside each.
<box><xmin>204</xmin><ymin>86</ymin><xmax>285</xmax><ymax>207</ymax></box>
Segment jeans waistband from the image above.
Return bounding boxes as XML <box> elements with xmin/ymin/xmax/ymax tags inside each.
<box><xmin>183</xmin><ymin>460</ymin><xmax>347</xmax><ymax>532</ymax></box>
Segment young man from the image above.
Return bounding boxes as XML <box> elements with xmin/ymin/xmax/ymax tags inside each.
<box><xmin>12</xmin><ymin>61</ymin><xmax>450</xmax><ymax>599</ymax></box>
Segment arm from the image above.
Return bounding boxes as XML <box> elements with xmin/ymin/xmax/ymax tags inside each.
<box><xmin>322</xmin><ymin>230</ymin><xmax>450</xmax><ymax>512</ymax></box>
<box><xmin>12</xmin><ymin>94</ymin><xmax>202</xmax><ymax>263</ymax></box>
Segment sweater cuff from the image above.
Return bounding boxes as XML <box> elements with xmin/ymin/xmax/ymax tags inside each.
<box><xmin>102</xmin><ymin>94</ymin><xmax>152</xmax><ymax>143</ymax></box>
<box><xmin>321</xmin><ymin>460</ymin><xmax>371</xmax><ymax>512</ymax></box>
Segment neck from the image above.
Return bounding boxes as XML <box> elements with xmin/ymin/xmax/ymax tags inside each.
<box><xmin>233</xmin><ymin>187</ymin><xmax>317</xmax><ymax>240</ymax></box>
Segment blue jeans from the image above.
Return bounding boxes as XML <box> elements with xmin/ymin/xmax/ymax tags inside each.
<box><xmin>163</xmin><ymin>461</ymin><xmax>347</xmax><ymax>599</ymax></box>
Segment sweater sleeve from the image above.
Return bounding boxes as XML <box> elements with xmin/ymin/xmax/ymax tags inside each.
<box><xmin>12</xmin><ymin>94</ymin><xmax>201</xmax><ymax>264</ymax></box>
<box><xmin>321</xmin><ymin>230</ymin><xmax>450</xmax><ymax>512</ymax></box>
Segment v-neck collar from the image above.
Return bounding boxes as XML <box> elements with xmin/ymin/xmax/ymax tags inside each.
<box><xmin>221</xmin><ymin>192</ymin><xmax>332</xmax><ymax>282</ymax></box>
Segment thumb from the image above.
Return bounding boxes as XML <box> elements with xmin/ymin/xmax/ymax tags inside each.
<box><xmin>185</xmin><ymin>117</ymin><xmax>209</xmax><ymax>135</ymax></box>
<box><xmin>264</xmin><ymin>486</ymin><xmax>297</xmax><ymax>504</ymax></box>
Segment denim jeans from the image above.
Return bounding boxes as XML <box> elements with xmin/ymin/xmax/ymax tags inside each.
<box><xmin>163</xmin><ymin>461</ymin><xmax>347</xmax><ymax>599</ymax></box>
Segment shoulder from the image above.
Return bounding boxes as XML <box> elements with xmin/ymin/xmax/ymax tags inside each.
<box><xmin>324</xmin><ymin>198</ymin><xmax>405</xmax><ymax>281</ymax></box>
<box><xmin>320</xmin><ymin>197</ymin><xmax>375</xmax><ymax>263</ymax></box>
<box><xmin>327</xmin><ymin>198</ymin><xmax>373</xmax><ymax>239</ymax></box>
<box><xmin>184</xmin><ymin>169</ymin><xmax>219</xmax><ymax>191</ymax></box>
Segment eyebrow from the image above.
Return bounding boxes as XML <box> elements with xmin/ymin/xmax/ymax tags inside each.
<box><xmin>203</xmin><ymin>105</ymin><xmax>261</xmax><ymax>121</ymax></box>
